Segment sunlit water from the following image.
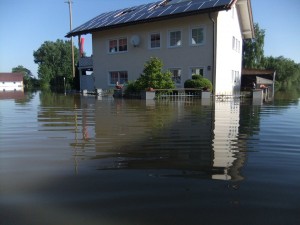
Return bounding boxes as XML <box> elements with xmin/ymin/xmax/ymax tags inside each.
<box><xmin>1</xmin><ymin>91</ymin><xmax>300</xmax><ymax>225</ymax></box>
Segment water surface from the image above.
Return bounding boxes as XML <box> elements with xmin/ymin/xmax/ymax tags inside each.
<box><xmin>1</xmin><ymin>91</ymin><xmax>300</xmax><ymax>225</ymax></box>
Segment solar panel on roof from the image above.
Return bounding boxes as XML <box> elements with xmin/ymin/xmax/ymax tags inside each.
<box><xmin>201</xmin><ymin>1</ymin><xmax>218</xmax><ymax>9</ymax></box>
<box><xmin>66</xmin><ymin>0</ymin><xmax>232</xmax><ymax>37</ymax></box>
<box><xmin>214</xmin><ymin>0</ymin><xmax>231</xmax><ymax>7</ymax></box>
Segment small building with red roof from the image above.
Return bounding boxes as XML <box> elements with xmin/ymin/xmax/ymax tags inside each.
<box><xmin>0</xmin><ymin>73</ymin><xmax>24</xmax><ymax>91</ymax></box>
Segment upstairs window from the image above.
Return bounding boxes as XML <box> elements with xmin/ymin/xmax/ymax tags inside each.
<box><xmin>150</xmin><ymin>33</ymin><xmax>161</xmax><ymax>49</ymax></box>
<box><xmin>109</xmin><ymin>38</ymin><xmax>128</xmax><ymax>53</ymax></box>
<box><xmin>232</xmin><ymin>36</ymin><xmax>240</xmax><ymax>53</ymax></box>
<box><xmin>191</xmin><ymin>27</ymin><xmax>205</xmax><ymax>45</ymax></box>
<box><xmin>169</xmin><ymin>30</ymin><xmax>182</xmax><ymax>47</ymax></box>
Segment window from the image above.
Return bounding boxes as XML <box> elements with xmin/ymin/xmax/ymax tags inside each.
<box><xmin>232</xmin><ymin>70</ymin><xmax>240</xmax><ymax>84</ymax></box>
<box><xmin>109</xmin><ymin>38</ymin><xmax>127</xmax><ymax>53</ymax></box>
<box><xmin>150</xmin><ymin>33</ymin><xmax>161</xmax><ymax>49</ymax></box>
<box><xmin>169</xmin><ymin>69</ymin><xmax>182</xmax><ymax>85</ymax></box>
<box><xmin>109</xmin><ymin>40</ymin><xmax>118</xmax><ymax>53</ymax></box>
<box><xmin>109</xmin><ymin>71</ymin><xmax>128</xmax><ymax>85</ymax></box>
<box><xmin>232</xmin><ymin>36</ymin><xmax>241</xmax><ymax>53</ymax></box>
<box><xmin>191</xmin><ymin>27</ymin><xmax>205</xmax><ymax>45</ymax></box>
<box><xmin>232</xmin><ymin>36</ymin><xmax>236</xmax><ymax>50</ymax></box>
<box><xmin>169</xmin><ymin>31</ymin><xmax>182</xmax><ymax>47</ymax></box>
<box><xmin>191</xmin><ymin>67</ymin><xmax>204</xmax><ymax>76</ymax></box>
<box><xmin>119</xmin><ymin>38</ymin><xmax>127</xmax><ymax>52</ymax></box>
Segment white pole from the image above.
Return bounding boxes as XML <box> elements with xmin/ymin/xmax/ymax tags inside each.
<box><xmin>66</xmin><ymin>0</ymin><xmax>75</xmax><ymax>78</ymax></box>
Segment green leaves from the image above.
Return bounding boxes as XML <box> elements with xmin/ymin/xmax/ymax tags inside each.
<box><xmin>243</xmin><ymin>23</ymin><xmax>265</xmax><ymax>69</ymax></box>
<box><xmin>33</xmin><ymin>39</ymin><xmax>78</xmax><ymax>87</ymax></box>
<box><xmin>243</xmin><ymin>23</ymin><xmax>300</xmax><ymax>88</ymax></box>
<box><xmin>184</xmin><ymin>74</ymin><xmax>212</xmax><ymax>91</ymax></box>
<box><xmin>133</xmin><ymin>57</ymin><xmax>175</xmax><ymax>91</ymax></box>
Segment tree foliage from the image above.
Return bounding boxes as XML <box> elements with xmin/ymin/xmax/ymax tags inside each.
<box><xmin>242</xmin><ymin>23</ymin><xmax>300</xmax><ymax>88</ymax></box>
<box><xmin>127</xmin><ymin>57</ymin><xmax>175</xmax><ymax>93</ymax></box>
<box><xmin>12</xmin><ymin>65</ymin><xmax>39</xmax><ymax>89</ymax></box>
<box><xmin>33</xmin><ymin>39</ymin><xmax>78</xmax><ymax>88</ymax></box>
<box><xmin>264</xmin><ymin>56</ymin><xmax>300</xmax><ymax>88</ymax></box>
<box><xmin>243</xmin><ymin>23</ymin><xmax>265</xmax><ymax>69</ymax></box>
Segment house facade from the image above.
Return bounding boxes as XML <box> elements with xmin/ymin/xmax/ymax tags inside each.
<box><xmin>67</xmin><ymin>0</ymin><xmax>254</xmax><ymax>95</ymax></box>
<box><xmin>0</xmin><ymin>73</ymin><xmax>24</xmax><ymax>92</ymax></box>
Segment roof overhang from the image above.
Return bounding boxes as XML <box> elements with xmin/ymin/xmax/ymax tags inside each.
<box><xmin>235</xmin><ymin>0</ymin><xmax>255</xmax><ymax>39</ymax></box>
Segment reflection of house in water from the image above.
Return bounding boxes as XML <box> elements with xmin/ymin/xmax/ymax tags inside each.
<box><xmin>212</xmin><ymin>99</ymin><xmax>246</xmax><ymax>181</ymax></box>
<box><xmin>91</xmin><ymin>98</ymin><xmax>246</xmax><ymax>181</ymax></box>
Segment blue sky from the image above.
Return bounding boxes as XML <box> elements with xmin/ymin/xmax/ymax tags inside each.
<box><xmin>0</xmin><ymin>0</ymin><xmax>299</xmax><ymax>77</ymax></box>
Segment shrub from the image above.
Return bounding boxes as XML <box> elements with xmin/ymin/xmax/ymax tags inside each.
<box><xmin>198</xmin><ymin>78</ymin><xmax>213</xmax><ymax>91</ymax></box>
<box><xmin>192</xmin><ymin>74</ymin><xmax>202</xmax><ymax>80</ymax></box>
<box><xmin>184</xmin><ymin>74</ymin><xmax>213</xmax><ymax>91</ymax></box>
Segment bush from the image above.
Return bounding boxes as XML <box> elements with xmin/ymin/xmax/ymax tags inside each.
<box><xmin>184</xmin><ymin>74</ymin><xmax>212</xmax><ymax>91</ymax></box>
<box><xmin>192</xmin><ymin>74</ymin><xmax>202</xmax><ymax>80</ymax></box>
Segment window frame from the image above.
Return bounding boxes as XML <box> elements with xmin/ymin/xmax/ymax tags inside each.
<box><xmin>108</xmin><ymin>37</ymin><xmax>128</xmax><ymax>54</ymax></box>
<box><xmin>109</xmin><ymin>71</ymin><xmax>128</xmax><ymax>85</ymax></box>
<box><xmin>149</xmin><ymin>32</ymin><xmax>161</xmax><ymax>49</ymax></box>
<box><xmin>168</xmin><ymin>30</ymin><xmax>182</xmax><ymax>48</ymax></box>
<box><xmin>190</xmin><ymin>26</ymin><xmax>205</xmax><ymax>46</ymax></box>
<box><xmin>169</xmin><ymin>68</ymin><xmax>182</xmax><ymax>85</ymax></box>
<box><xmin>190</xmin><ymin>67</ymin><xmax>205</xmax><ymax>78</ymax></box>
<box><xmin>232</xmin><ymin>36</ymin><xmax>241</xmax><ymax>53</ymax></box>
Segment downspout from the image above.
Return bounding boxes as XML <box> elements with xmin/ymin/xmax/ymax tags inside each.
<box><xmin>209</xmin><ymin>12</ymin><xmax>216</xmax><ymax>94</ymax></box>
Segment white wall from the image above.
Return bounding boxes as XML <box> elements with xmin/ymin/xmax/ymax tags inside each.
<box><xmin>215</xmin><ymin>6</ymin><xmax>243</xmax><ymax>95</ymax></box>
<box><xmin>92</xmin><ymin>14</ymin><xmax>214</xmax><ymax>90</ymax></box>
<box><xmin>0</xmin><ymin>81</ymin><xmax>23</xmax><ymax>91</ymax></box>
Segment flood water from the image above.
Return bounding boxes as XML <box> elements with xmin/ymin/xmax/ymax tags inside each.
<box><xmin>1</xmin><ymin>91</ymin><xmax>300</xmax><ymax>225</ymax></box>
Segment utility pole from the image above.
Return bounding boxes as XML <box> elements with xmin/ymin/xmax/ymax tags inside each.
<box><xmin>66</xmin><ymin>0</ymin><xmax>75</xmax><ymax>78</ymax></box>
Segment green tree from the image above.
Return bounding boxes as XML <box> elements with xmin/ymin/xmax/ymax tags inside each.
<box><xmin>243</xmin><ymin>23</ymin><xmax>265</xmax><ymax>69</ymax></box>
<box><xmin>12</xmin><ymin>65</ymin><xmax>39</xmax><ymax>89</ymax></box>
<box><xmin>135</xmin><ymin>57</ymin><xmax>175</xmax><ymax>90</ymax></box>
<box><xmin>33</xmin><ymin>39</ymin><xmax>78</xmax><ymax>89</ymax></box>
<box><xmin>264</xmin><ymin>56</ymin><xmax>300</xmax><ymax>88</ymax></box>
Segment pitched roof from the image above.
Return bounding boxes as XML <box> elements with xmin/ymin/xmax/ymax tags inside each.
<box><xmin>0</xmin><ymin>73</ymin><xmax>23</xmax><ymax>82</ymax></box>
<box><xmin>66</xmin><ymin>0</ymin><xmax>234</xmax><ymax>37</ymax></box>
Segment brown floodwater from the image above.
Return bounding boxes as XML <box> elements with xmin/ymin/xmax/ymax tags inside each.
<box><xmin>0</xmin><ymin>91</ymin><xmax>300</xmax><ymax>225</ymax></box>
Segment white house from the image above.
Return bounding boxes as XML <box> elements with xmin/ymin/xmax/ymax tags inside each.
<box><xmin>0</xmin><ymin>73</ymin><xmax>24</xmax><ymax>92</ymax></box>
<box><xmin>67</xmin><ymin>0</ymin><xmax>254</xmax><ymax>95</ymax></box>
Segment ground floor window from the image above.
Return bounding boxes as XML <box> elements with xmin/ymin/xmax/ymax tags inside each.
<box><xmin>109</xmin><ymin>71</ymin><xmax>128</xmax><ymax>85</ymax></box>
<box><xmin>232</xmin><ymin>70</ymin><xmax>240</xmax><ymax>84</ymax></box>
<box><xmin>191</xmin><ymin>67</ymin><xmax>204</xmax><ymax>77</ymax></box>
<box><xmin>169</xmin><ymin>69</ymin><xmax>182</xmax><ymax>85</ymax></box>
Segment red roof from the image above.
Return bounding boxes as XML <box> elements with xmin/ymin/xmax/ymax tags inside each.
<box><xmin>0</xmin><ymin>73</ymin><xmax>23</xmax><ymax>82</ymax></box>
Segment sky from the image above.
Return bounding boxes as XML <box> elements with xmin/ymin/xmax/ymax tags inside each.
<box><xmin>0</xmin><ymin>0</ymin><xmax>299</xmax><ymax>77</ymax></box>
